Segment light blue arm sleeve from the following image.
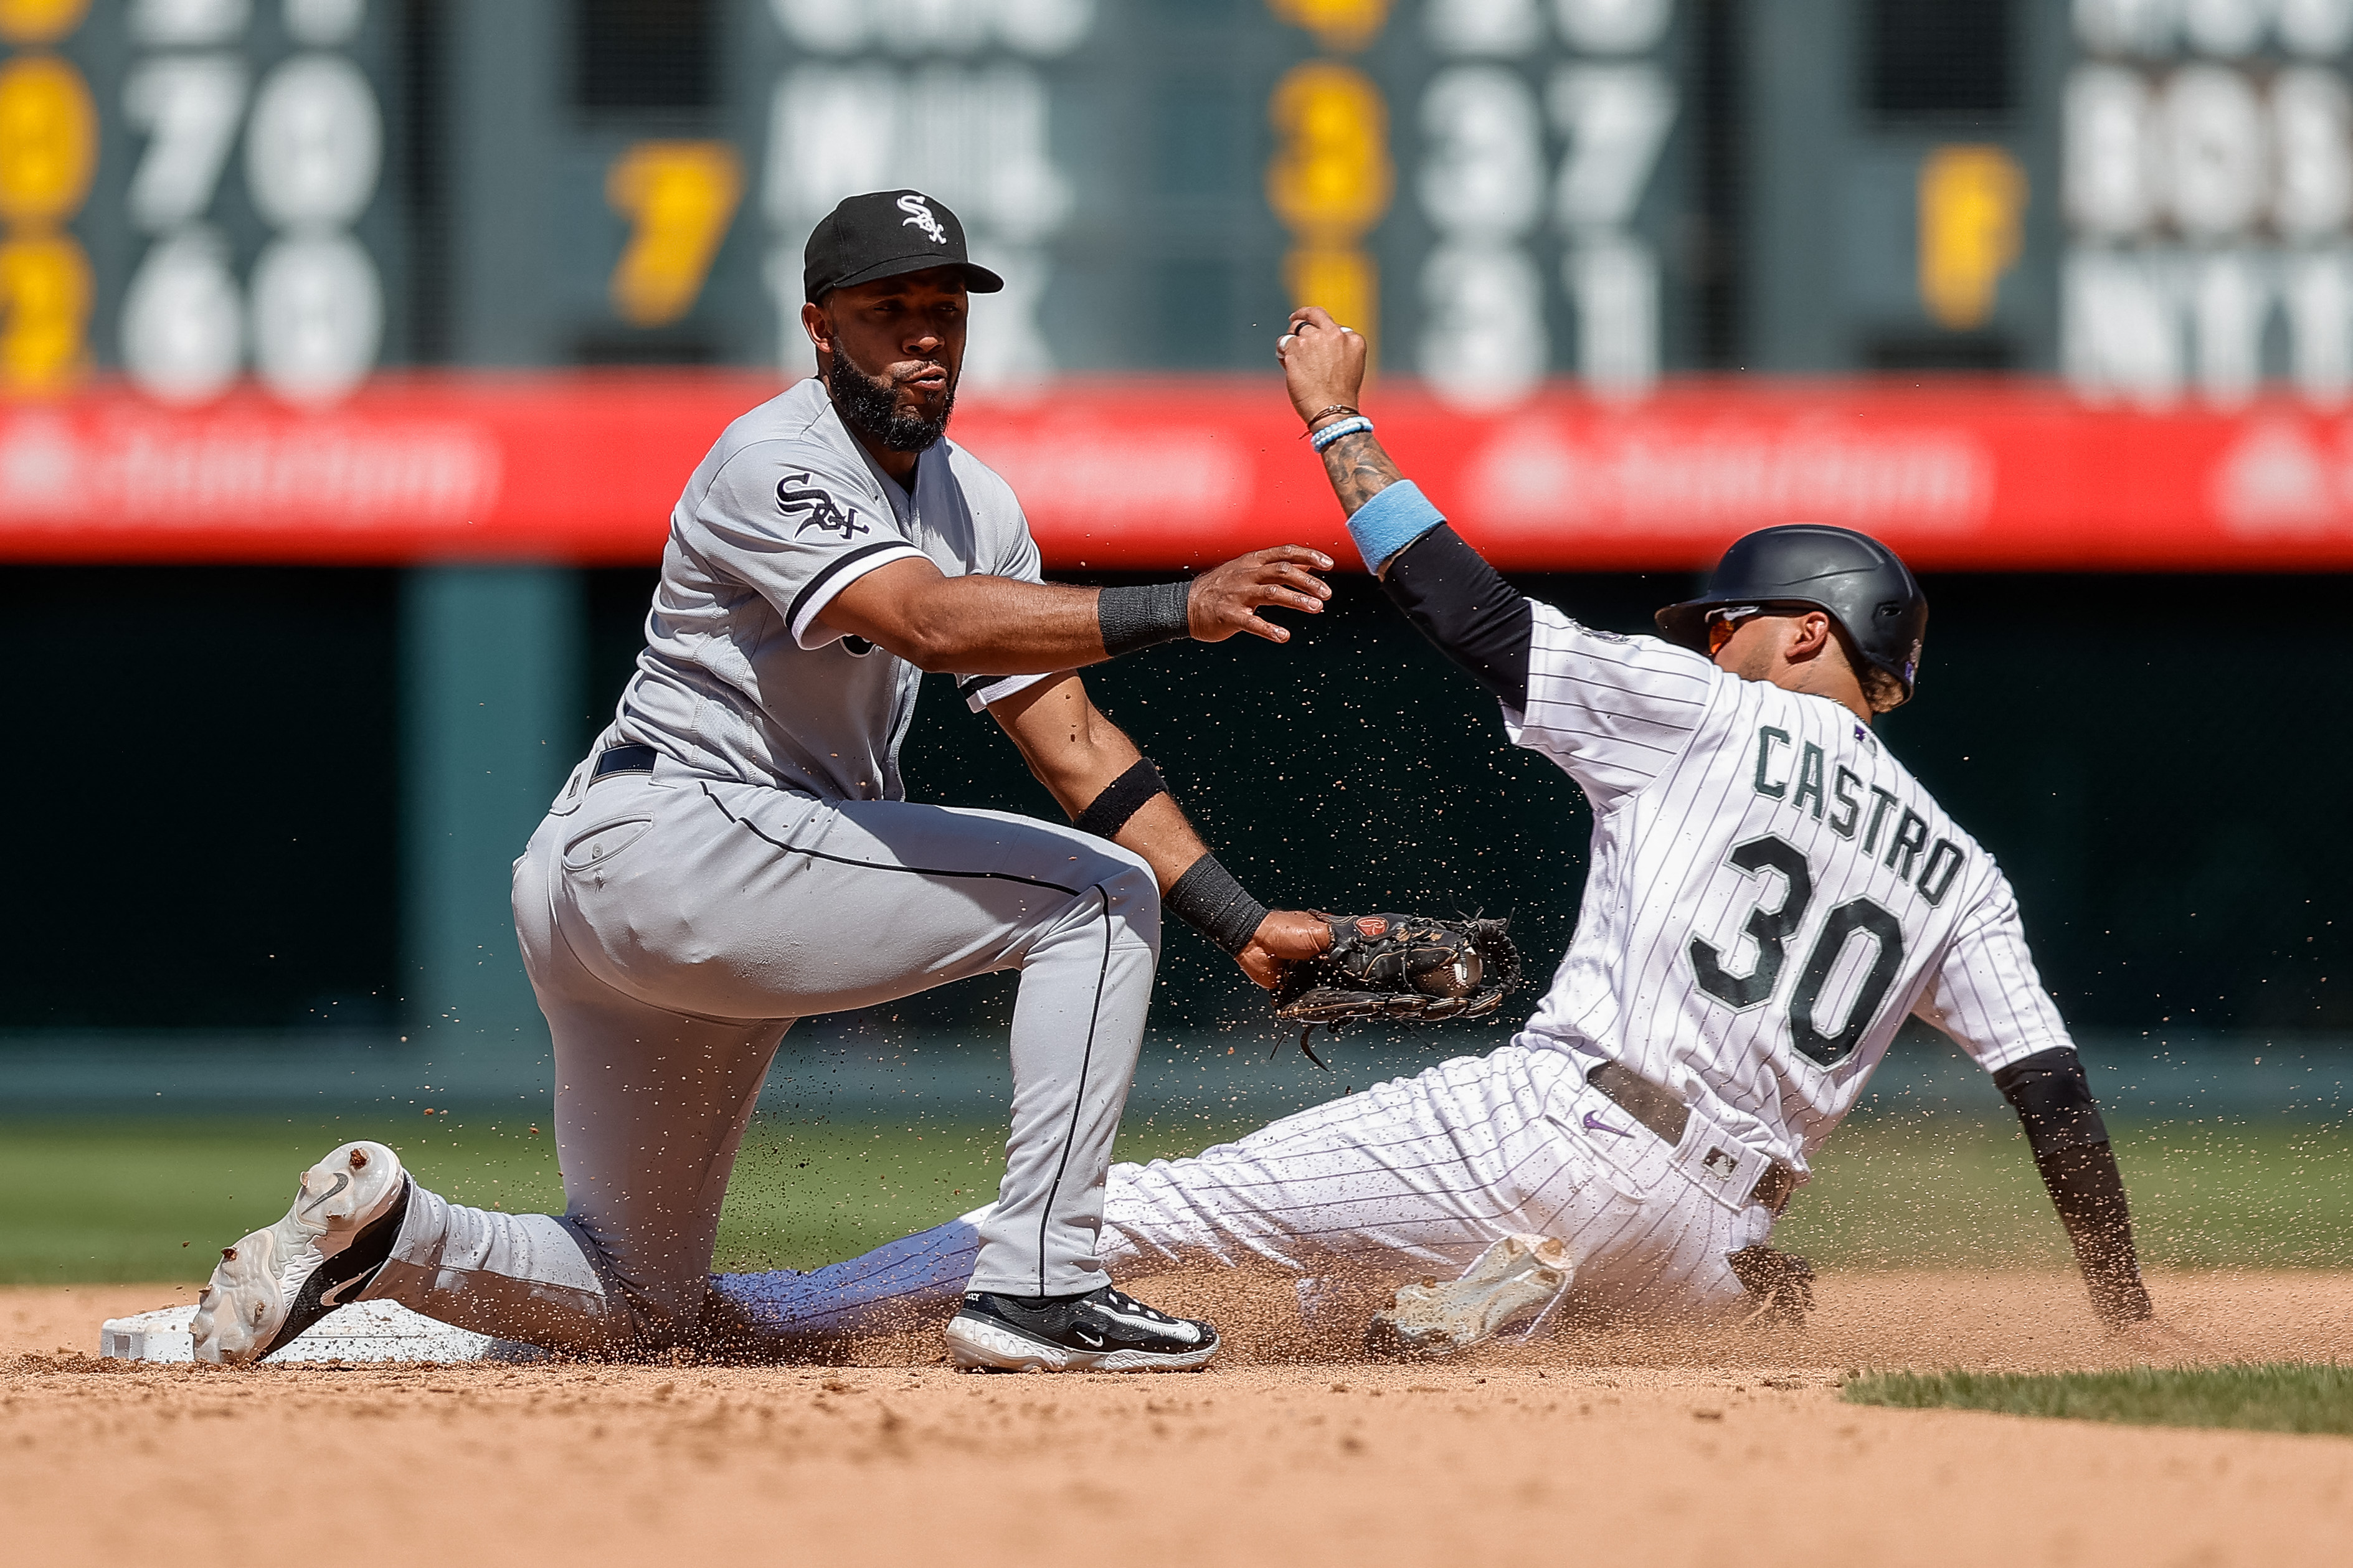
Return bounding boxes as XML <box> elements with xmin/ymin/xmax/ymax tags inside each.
<box><xmin>1345</xmin><ymin>480</ymin><xmax>1448</xmax><ymax>574</ymax></box>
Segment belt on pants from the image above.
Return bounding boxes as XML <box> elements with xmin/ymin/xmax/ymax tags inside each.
<box><xmin>591</xmin><ymin>744</ymin><xmax>660</xmax><ymax>782</ymax></box>
<box><xmin>1585</xmin><ymin>1060</ymin><xmax>1799</xmax><ymax>1215</ymax></box>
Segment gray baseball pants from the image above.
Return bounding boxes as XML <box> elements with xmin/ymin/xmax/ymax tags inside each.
<box><xmin>362</xmin><ymin>749</ymin><xmax>1160</xmax><ymax>1356</ymax></box>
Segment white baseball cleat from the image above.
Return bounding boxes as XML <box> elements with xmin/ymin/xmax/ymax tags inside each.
<box><xmin>190</xmin><ymin>1140</ymin><xmax>410</xmax><ymax>1365</ymax></box>
<box><xmin>1365</xmin><ymin>1234</ymin><xmax>1574</xmax><ymax>1359</ymax></box>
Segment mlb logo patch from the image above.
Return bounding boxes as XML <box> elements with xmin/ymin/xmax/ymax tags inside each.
<box><xmin>1702</xmin><ymin>1147</ymin><xmax>1741</xmax><ymax>1181</ymax></box>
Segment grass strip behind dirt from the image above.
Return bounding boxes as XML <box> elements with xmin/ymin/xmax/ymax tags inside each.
<box><xmin>4</xmin><ymin>1112</ymin><xmax>2349</xmax><ymax>1285</ymax></box>
<box><xmin>1773</xmin><ymin>1115</ymin><xmax>2353</xmax><ymax>1272</ymax></box>
<box><xmin>1844</xmin><ymin>1363</ymin><xmax>2353</xmax><ymax>1435</ymax></box>
<box><xmin>0</xmin><ymin>1114</ymin><xmax>1259</xmax><ymax>1285</ymax></box>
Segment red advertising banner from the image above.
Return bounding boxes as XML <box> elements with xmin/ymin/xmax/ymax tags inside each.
<box><xmin>4</xmin><ymin>373</ymin><xmax>2351</xmax><ymax>571</ymax></box>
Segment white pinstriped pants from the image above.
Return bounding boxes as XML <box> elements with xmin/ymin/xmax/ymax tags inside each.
<box><xmin>1099</xmin><ymin>1042</ymin><xmax>1776</xmax><ymax>1323</ymax></box>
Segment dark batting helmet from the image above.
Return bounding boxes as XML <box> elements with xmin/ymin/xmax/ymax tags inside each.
<box><xmin>1654</xmin><ymin>524</ymin><xmax>1928</xmax><ymax>705</ymax></box>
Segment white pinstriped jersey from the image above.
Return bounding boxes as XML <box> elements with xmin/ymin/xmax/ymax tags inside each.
<box><xmin>1507</xmin><ymin>602</ymin><xmax>2071</xmax><ymax>1173</ymax></box>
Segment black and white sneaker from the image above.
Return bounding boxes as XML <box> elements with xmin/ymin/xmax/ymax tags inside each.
<box><xmin>945</xmin><ymin>1285</ymin><xmax>1219</xmax><ymax>1372</ymax></box>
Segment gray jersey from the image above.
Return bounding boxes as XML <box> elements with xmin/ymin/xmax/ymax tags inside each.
<box><xmin>612</xmin><ymin>377</ymin><xmax>1049</xmax><ymax>801</ymax></box>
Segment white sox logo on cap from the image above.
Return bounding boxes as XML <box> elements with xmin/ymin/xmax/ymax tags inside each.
<box><xmin>898</xmin><ymin>194</ymin><xmax>949</xmax><ymax>245</ymax></box>
<box><xmin>803</xmin><ymin>189</ymin><xmax>1002</xmax><ymax>300</ymax></box>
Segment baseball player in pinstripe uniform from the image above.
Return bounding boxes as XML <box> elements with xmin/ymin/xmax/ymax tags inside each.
<box><xmin>711</xmin><ymin>306</ymin><xmax>2172</xmax><ymax>1356</ymax></box>
<box><xmin>182</xmin><ymin>192</ymin><xmax>1340</xmax><ymax>1373</ymax></box>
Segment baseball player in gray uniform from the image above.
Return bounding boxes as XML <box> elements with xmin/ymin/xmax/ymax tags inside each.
<box><xmin>706</xmin><ymin>306</ymin><xmax>2179</xmax><ymax>1357</ymax></box>
<box><xmin>185</xmin><ymin>191</ymin><xmax>1337</xmax><ymax>1373</ymax></box>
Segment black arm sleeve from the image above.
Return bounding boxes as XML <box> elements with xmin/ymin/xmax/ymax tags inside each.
<box><xmin>1378</xmin><ymin>525</ymin><xmax>1534</xmax><ymax>711</ymax></box>
<box><xmin>1993</xmin><ymin>1047</ymin><xmax>2153</xmax><ymax>1326</ymax></box>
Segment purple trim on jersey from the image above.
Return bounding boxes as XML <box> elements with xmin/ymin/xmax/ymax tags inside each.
<box><xmin>709</xmin><ymin>1217</ymin><xmax>980</xmax><ymax>1336</ymax></box>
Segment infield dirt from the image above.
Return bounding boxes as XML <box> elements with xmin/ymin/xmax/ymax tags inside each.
<box><xmin>7</xmin><ymin>1268</ymin><xmax>2351</xmax><ymax>1568</ymax></box>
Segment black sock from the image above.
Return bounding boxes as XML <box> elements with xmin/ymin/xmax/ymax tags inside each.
<box><xmin>320</xmin><ymin>1176</ymin><xmax>409</xmax><ymax>1291</ymax></box>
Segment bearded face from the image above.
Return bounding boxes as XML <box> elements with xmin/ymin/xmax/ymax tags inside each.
<box><xmin>824</xmin><ymin>329</ymin><xmax>957</xmax><ymax>453</ymax></box>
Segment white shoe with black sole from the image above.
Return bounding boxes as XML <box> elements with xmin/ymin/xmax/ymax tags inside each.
<box><xmin>190</xmin><ymin>1140</ymin><xmax>412</xmax><ymax>1364</ymax></box>
<box><xmin>1366</xmin><ymin>1233</ymin><xmax>1573</xmax><ymax>1359</ymax></box>
<box><xmin>945</xmin><ymin>1284</ymin><xmax>1219</xmax><ymax>1372</ymax></box>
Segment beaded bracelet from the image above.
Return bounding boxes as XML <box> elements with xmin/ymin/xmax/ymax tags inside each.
<box><xmin>1309</xmin><ymin>415</ymin><xmax>1374</xmax><ymax>453</ymax></box>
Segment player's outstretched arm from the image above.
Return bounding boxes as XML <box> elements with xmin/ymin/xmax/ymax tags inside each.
<box><xmin>990</xmin><ymin>673</ymin><xmax>1328</xmax><ymax>988</ymax></box>
<box><xmin>1276</xmin><ymin>307</ymin><xmax>1535</xmax><ymax>711</ymax></box>
<box><xmin>819</xmin><ymin>547</ymin><xmax>1333</xmax><ymax>678</ymax></box>
<box><xmin>1274</xmin><ymin>305</ymin><xmax>1406</xmax><ymax>523</ymax></box>
<box><xmin>1994</xmin><ymin>1048</ymin><xmax>2157</xmax><ymax>1330</ymax></box>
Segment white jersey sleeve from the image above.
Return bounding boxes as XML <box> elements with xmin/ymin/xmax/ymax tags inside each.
<box><xmin>1910</xmin><ymin>871</ymin><xmax>2075</xmax><ymax>1075</ymax></box>
<box><xmin>691</xmin><ymin>445</ymin><xmax>931</xmax><ymax>651</ymax></box>
<box><xmin>1504</xmin><ymin>600</ymin><xmax>1723</xmax><ymax>810</ymax></box>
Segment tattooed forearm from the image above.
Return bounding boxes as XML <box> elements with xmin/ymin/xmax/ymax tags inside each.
<box><xmin>1317</xmin><ymin>430</ymin><xmax>1403</xmax><ymax>516</ymax></box>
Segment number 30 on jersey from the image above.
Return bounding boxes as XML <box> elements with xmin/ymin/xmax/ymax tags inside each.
<box><xmin>1688</xmin><ymin>834</ymin><xmax>1905</xmax><ymax>1068</ymax></box>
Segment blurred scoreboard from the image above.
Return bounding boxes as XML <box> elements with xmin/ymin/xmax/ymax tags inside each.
<box><xmin>2</xmin><ymin>0</ymin><xmax>407</xmax><ymax>401</ymax></box>
<box><xmin>2059</xmin><ymin>0</ymin><xmax>2353</xmax><ymax>405</ymax></box>
<box><xmin>447</xmin><ymin>0</ymin><xmax>1698</xmax><ymax>400</ymax></box>
<box><xmin>1753</xmin><ymin>0</ymin><xmax>2353</xmax><ymax>404</ymax></box>
<box><xmin>4</xmin><ymin>0</ymin><xmax>2353</xmax><ymax>568</ymax></box>
<box><xmin>0</xmin><ymin>0</ymin><xmax>1697</xmax><ymax>394</ymax></box>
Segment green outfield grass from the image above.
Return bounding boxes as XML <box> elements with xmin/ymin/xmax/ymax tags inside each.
<box><xmin>0</xmin><ymin>1110</ymin><xmax>2346</xmax><ymax>1285</ymax></box>
<box><xmin>1844</xmin><ymin>1364</ymin><xmax>2353</xmax><ymax>1435</ymax></box>
<box><xmin>1774</xmin><ymin>1115</ymin><xmax>2353</xmax><ymax>1270</ymax></box>
<box><xmin>0</xmin><ymin>1110</ymin><xmax>1261</xmax><ymax>1286</ymax></box>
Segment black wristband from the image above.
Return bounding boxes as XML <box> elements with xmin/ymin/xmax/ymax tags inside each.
<box><xmin>1164</xmin><ymin>852</ymin><xmax>1270</xmax><ymax>956</ymax></box>
<box><xmin>1097</xmin><ymin>581</ymin><xmax>1192</xmax><ymax>658</ymax></box>
<box><xmin>1073</xmin><ymin>757</ymin><xmax>1170</xmax><ymax>841</ymax></box>
<box><xmin>1993</xmin><ymin>1047</ymin><xmax>2111</xmax><ymax>1156</ymax></box>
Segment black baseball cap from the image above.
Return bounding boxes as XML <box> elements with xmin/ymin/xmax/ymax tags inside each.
<box><xmin>802</xmin><ymin>190</ymin><xmax>1005</xmax><ymax>303</ymax></box>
